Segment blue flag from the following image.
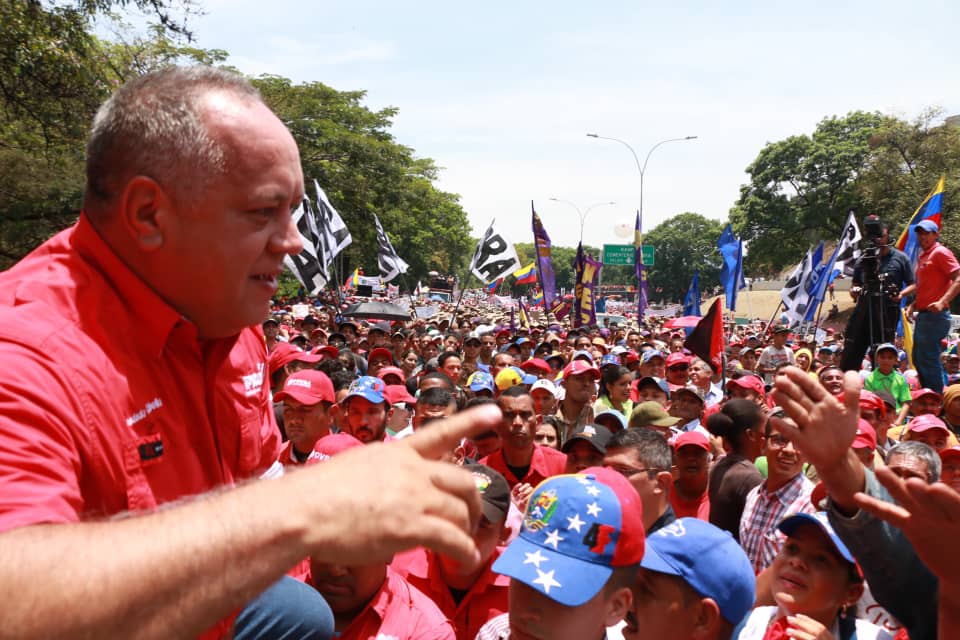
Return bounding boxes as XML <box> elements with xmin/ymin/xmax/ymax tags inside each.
<box><xmin>717</xmin><ymin>224</ymin><xmax>745</xmax><ymax>311</ymax></box>
<box><xmin>683</xmin><ymin>271</ymin><xmax>701</xmax><ymax>317</ymax></box>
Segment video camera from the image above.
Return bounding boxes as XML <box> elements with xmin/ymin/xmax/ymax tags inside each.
<box><xmin>858</xmin><ymin>214</ymin><xmax>899</xmax><ymax>298</ymax></box>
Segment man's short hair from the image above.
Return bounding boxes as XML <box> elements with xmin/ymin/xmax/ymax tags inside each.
<box><xmin>888</xmin><ymin>441</ymin><xmax>941</xmax><ymax>482</ymax></box>
<box><xmin>418</xmin><ymin>386</ymin><xmax>455</xmax><ymax>408</ymax></box>
<box><xmin>607</xmin><ymin>427</ymin><xmax>672</xmax><ymax>473</ymax></box>
<box><xmin>437</xmin><ymin>351</ymin><xmax>461</xmax><ymax>369</ymax></box>
<box><xmin>498</xmin><ymin>384</ymin><xmax>531</xmax><ymax>401</ymax></box>
<box><xmin>84</xmin><ymin>66</ymin><xmax>261</xmax><ymax>213</ymax></box>
<box><xmin>419</xmin><ymin>371</ymin><xmax>455</xmax><ymax>391</ymax></box>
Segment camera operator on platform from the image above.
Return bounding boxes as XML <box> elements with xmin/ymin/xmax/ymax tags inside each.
<box><xmin>839</xmin><ymin>215</ymin><xmax>915</xmax><ymax>372</ymax></box>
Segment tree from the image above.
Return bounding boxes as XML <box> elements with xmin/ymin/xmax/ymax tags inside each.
<box><xmin>643</xmin><ymin>213</ymin><xmax>724</xmax><ymax>303</ymax></box>
<box><xmin>729</xmin><ymin>111</ymin><xmax>890</xmax><ymax>274</ymax></box>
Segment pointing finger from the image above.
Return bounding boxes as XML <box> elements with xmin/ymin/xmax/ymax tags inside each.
<box><xmin>403</xmin><ymin>404</ymin><xmax>502</xmax><ymax>460</ymax></box>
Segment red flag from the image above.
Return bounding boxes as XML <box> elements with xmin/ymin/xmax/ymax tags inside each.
<box><xmin>683</xmin><ymin>299</ymin><xmax>724</xmax><ymax>373</ymax></box>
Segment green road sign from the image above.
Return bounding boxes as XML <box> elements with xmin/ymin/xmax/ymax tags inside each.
<box><xmin>602</xmin><ymin>244</ymin><xmax>654</xmax><ymax>266</ymax></box>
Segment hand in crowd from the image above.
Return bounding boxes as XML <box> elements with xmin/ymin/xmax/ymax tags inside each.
<box><xmin>784</xmin><ymin>614</ymin><xmax>836</xmax><ymax>640</ymax></box>
<box><xmin>511</xmin><ymin>482</ymin><xmax>534</xmax><ymax>512</ymax></box>
<box><xmin>770</xmin><ymin>366</ymin><xmax>861</xmax><ymax>470</ymax></box>
<box><xmin>295</xmin><ymin>404</ymin><xmax>502</xmax><ymax>568</ymax></box>
<box><xmin>853</xmin><ymin>465</ymin><xmax>960</xmax><ymax>586</ymax></box>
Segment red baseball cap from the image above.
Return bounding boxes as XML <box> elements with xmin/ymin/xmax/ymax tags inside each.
<box><xmin>367</xmin><ymin>347</ymin><xmax>395</xmax><ymax>364</ymax></box>
<box><xmin>311</xmin><ymin>345</ymin><xmax>339</xmax><ymax>360</ymax></box>
<box><xmin>858</xmin><ymin>390</ymin><xmax>887</xmax><ymax>419</ymax></box>
<box><xmin>728</xmin><ymin>375</ymin><xmax>765</xmax><ymax>397</ymax></box>
<box><xmin>940</xmin><ymin>445</ymin><xmax>960</xmax><ymax>462</ymax></box>
<box><xmin>269</xmin><ymin>343</ymin><xmax>321</xmax><ymax>376</ymax></box>
<box><xmin>520</xmin><ymin>358</ymin><xmax>552</xmax><ymax>374</ymax></box>
<box><xmin>673</xmin><ymin>431</ymin><xmax>710</xmax><ymax>452</ymax></box>
<box><xmin>665</xmin><ymin>352</ymin><xmax>690</xmax><ymax>368</ymax></box>
<box><xmin>376</xmin><ymin>366</ymin><xmax>406</xmax><ymax>384</ymax></box>
<box><xmin>563</xmin><ymin>359</ymin><xmax>600</xmax><ymax>380</ymax></box>
<box><xmin>623</xmin><ymin>352</ymin><xmax>640</xmax><ymax>365</ymax></box>
<box><xmin>911</xmin><ymin>388</ymin><xmax>942</xmax><ymax>403</ymax></box>
<box><xmin>383</xmin><ymin>384</ymin><xmax>416</xmax><ymax>405</ymax></box>
<box><xmin>906</xmin><ymin>414</ymin><xmax>950</xmax><ymax>435</ymax></box>
<box><xmin>852</xmin><ymin>419</ymin><xmax>877</xmax><ymax>450</ymax></box>
<box><xmin>311</xmin><ymin>433</ymin><xmax>364</xmax><ymax>462</ymax></box>
<box><xmin>273</xmin><ymin>370</ymin><xmax>335</xmax><ymax>405</ymax></box>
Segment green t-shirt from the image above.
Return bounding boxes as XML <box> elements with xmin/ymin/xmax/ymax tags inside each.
<box><xmin>864</xmin><ymin>369</ymin><xmax>912</xmax><ymax>410</ymax></box>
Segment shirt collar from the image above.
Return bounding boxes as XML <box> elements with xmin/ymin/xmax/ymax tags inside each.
<box><xmin>766</xmin><ymin>472</ymin><xmax>807</xmax><ymax>504</ymax></box>
<box><xmin>73</xmin><ymin>213</ymin><xmax>188</xmax><ymax>357</ymax></box>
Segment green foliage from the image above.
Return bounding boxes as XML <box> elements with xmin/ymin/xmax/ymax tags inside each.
<box><xmin>730</xmin><ymin>111</ymin><xmax>890</xmax><ymax>274</ymax></box>
<box><xmin>643</xmin><ymin>212</ymin><xmax>724</xmax><ymax>302</ymax></box>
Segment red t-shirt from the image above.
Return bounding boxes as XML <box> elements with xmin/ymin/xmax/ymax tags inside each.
<box><xmin>391</xmin><ymin>546</ymin><xmax>510</xmax><ymax>640</ymax></box>
<box><xmin>480</xmin><ymin>444</ymin><xmax>567</xmax><ymax>488</ymax></box>
<box><xmin>916</xmin><ymin>242</ymin><xmax>960</xmax><ymax>310</ymax></box>
<box><xmin>307</xmin><ymin>566</ymin><xmax>455</xmax><ymax>640</ymax></box>
<box><xmin>670</xmin><ymin>487</ymin><xmax>711</xmax><ymax>521</ymax></box>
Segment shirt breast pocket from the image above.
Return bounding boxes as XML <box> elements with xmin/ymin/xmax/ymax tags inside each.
<box><xmin>236</xmin><ymin>406</ymin><xmax>264</xmax><ymax>476</ymax></box>
<box><xmin>122</xmin><ymin>432</ymin><xmax>164</xmax><ymax>512</ymax></box>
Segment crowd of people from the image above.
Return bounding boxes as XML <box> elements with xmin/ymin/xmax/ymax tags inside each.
<box><xmin>2</xmin><ymin>66</ymin><xmax>960</xmax><ymax>640</ymax></box>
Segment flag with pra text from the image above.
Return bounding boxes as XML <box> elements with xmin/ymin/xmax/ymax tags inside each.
<box><xmin>684</xmin><ymin>298</ymin><xmax>724</xmax><ymax>373</ymax></box>
<box><xmin>470</xmin><ymin>220</ymin><xmax>522</xmax><ymax>283</ymax></box>
<box><xmin>372</xmin><ymin>213</ymin><xmax>409</xmax><ymax>282</ymax></box>
<box><xmin>634</xmin><ymin>211</ymin><xmax>648</xmax><ymax>319</ymax></box>
<box><xmin>897</xmin><ymin>176</ymin><xmax>945</xmax><ymax>267</ymax></box>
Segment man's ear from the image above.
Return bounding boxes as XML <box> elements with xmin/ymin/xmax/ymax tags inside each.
<box><xmin>603</xmin><ymin>586</ymin><xmax>633</xmax><ymax>628</ymax></box>
<box><xmin>655</xmin><ymin>470</ymin><xmax>673</xmax><ymax>495</ymax></box>
<box><xmin>117</xmin><ymin>176</ymin><xmax>174</xmax><ymax>251</ymax></box>
<box><xmin>690</xmin><ymin>597</ymin><xmax>723</xmax><ymax>638</ymax></box>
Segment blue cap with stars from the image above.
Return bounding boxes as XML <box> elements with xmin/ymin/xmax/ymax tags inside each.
<box><xmin>492</xmin><ymin>467</ymin><xmax>645</xmax><ymax>606</ymax></box>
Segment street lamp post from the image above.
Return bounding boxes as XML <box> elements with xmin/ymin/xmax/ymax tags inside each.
<box><xmin>585</xmin><ymin>133</ymin><xmax>697</xmax><ymax>224</ymax></box>
<box><xmin>548</xmin><ymin>198</ymin><xmax>616</xmax><ymax>244</ymax></box>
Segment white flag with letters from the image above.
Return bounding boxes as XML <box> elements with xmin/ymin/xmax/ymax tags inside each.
<box><xmin>283</xmin><ymin>198</ymin><xmax>328</xmax><ymax>294</ymax></box>
<box><xmin>831</xmin><ymin>211</ymin><xmax>862</xmax><ymax>279</ymax></box>
<box><xmin>373</xmin><ymin>213</ymin><xmax>409</xmax><ymax>282</ymax></box>
<box><xmin>469</xmin><ymin>220</ymin><xmax>521</xmax><ymax>283</ymax></box>
<box><xmin>781</xmin><ymin>248</ymin><xmax>816</xmax><ymax>324</ymax></box>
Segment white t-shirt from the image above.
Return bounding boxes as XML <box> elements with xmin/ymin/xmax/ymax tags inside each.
<box><xmin>735</xmin><ymin>606</ymin><xmax>893</xmax><ymax>640</ymax></box>
<box><xmin>757</xmin><ymin>345</ymin><xmax>794</xmax><ymax>383</ymax></box>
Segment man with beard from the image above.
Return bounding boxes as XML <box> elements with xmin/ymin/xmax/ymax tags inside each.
<box><xmin>340</xmin><ymin>376</ymin><xmax>392</xmax><ymax>444</ymax></box>
<box><xmin>480</xmin><ymin>386</ymin><xmax>566</xmax><ymax>489</ymax></box>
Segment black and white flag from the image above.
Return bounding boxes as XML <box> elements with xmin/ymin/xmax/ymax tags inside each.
<box><xmin>312</xmin><ymin>179</ymin><xmax>352</xmax><ymax>281</ymax></box>
<box><xmin>283</xmin><ymin>197</ymin><xmax>328</xmax><ymax>294</ymax></box>
<box><xmin>469</xmin><ymin>220</ymin><xmax>521</xmax><ymax>283</ymax></box>
<box><xmin>780</xmin><ymin>248</ymin><xmax>815</xmax><ymax>324</ymax></box>
<box><xmin>373</xmin><ymin>213</ymin><xmax>409</xmax><ymax>282</ymax></box>
<box><xmin>831</xmin><ymin>211</ymin><xmax>862</xmax><ymax>279</ymax></box>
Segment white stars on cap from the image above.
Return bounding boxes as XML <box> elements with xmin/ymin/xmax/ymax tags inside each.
<box><xmin>586</xmin><ymin>502</ymin><xmax>603</xmax><ymax>517</ymax></box>
<box><xmin>566</xmin><ymin>512</ymin><xmax>586</xmax><ymax>533</ymax></box>
<box><xmin>585</xmin><ymin>485</ymin><xmax>601</xmax><ymax>497</ymax></box>
<box><xmin>523</xmin><ymin>550</ymin><xmax>548</xmax><ymax>569</ymax></box>
<box><xmin>532</xmin><ymin>568</ymin><xmax>562</xmax><ymax>594</ymax></box>
<box><xmin>543</xmin><ymin>528</ymin><xmax>565</xmax><ymax>549</ymax></box>
<box><xmin>576</xmin><ymin>477</ymin><xmax>592</xmax><ymax>485</ymax></box>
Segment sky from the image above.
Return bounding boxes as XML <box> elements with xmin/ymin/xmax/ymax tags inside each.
<box><xmin>139</xmin><ymin>1</ymin><xmax>960</xmax><ymax>251</ymax></box>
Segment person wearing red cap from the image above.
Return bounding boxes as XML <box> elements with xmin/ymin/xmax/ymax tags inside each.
<box><xmin>940</xmin><ymin>446</ymin><xmax>960</xmax><ymax>494</ymax></box>
<box><xmin>852</xmin><ymin>420</ymin><xmax>879</xmax><ymax>470</ymax></box>
<box><xmin>664</xmin><ymin>352</ymin><xmax>690</xmax><ymax>387</ymax></box>
<box><xmin>275</xmin><ymin>371</ymin><xmax>337</xmax><ymax>466</ymax></box>
<box><xmin>480</xmin><ymin>386</ymin><xmax>566</xmax><ymax>490</ymax></box>
<box><xmin>901</xmin><ymin>414</ymin><xmax>951</xmax><ymax>452</ymax></box>
<box><xmin>269</xmin><ymin>342</ymin><xmax>322</xmax><ymax>394</ymax></box>
<box><xmin>670</xmin><ymin>432</ymin><xmax>712</xmax><ymax>521</ymax></box>
<box><xmin>557</xmin><ymin>360</ymin><xmax>600</xmax><ymax>443</ymax></box>
<box><xmin>365</xmin><ymin>347</ymin><xmax>395</xmax><ymax>379</ymax></box>
<box><xmin>727</xmin><ymin>374</ymin><xmax>766</xmax><ymax>406</ymax></box>
<box><xmin>0</xmin><ymin>68</ymin><xmax>505</xmax><ymax>639</ymax></box>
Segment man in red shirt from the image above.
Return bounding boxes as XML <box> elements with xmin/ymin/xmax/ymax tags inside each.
<box><xmin>669</xmin><ymin>431</ymin><xmax>712</xmax><ymax>521</ymax></box>
<box><xmin>392</xmin><ymin>464</ymin><xmax>512</xmax><ymax>639</ymax></box>
<box><xmin>0</xmin><ymin>67</ymin><xmax>499</xmax><ymax>638</ymax></box>
<box><xmin>275</xmin><ymin>370</ymin><xmax>336</xmax><ymax>465</ymax></box>
<box><xmin>480</xmin><ymin>386</ymin><xmax>567</xmax><ymax>488</ymax></box>
<box><xmin>903</xmin><ymin>219</ymin><xmax>960</xmax><ymax>392</ymax></box>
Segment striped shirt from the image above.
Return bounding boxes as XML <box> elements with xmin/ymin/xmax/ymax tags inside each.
<box><xmin>739</xmin><ymin>473</ymin><xmax>815</xmax><ymax>574</ymax></box>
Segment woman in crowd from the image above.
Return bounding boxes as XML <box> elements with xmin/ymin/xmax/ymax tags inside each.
<box><xmin>736</xmin><ymin>512</ymin><xmax>893</xmax><ymax>640</ymax></box>
<box><xmin>593</xmin><ymin>365</ymin><xmax>633</xmax><ymax>418</ymax></box>
<box><xmin>706</xmin><ymin>399</ymin><xmax>765</xmax><ymax>540</ymax></box>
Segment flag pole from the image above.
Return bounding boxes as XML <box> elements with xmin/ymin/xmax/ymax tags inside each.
<box><xmin>765</xmin><ymin>299</ymin><xmax>784</xmax><ymax>335</ymax></box>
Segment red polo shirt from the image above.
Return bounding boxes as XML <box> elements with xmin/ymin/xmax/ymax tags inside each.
<box><xmin>307</xmin><ymin>566</ymin><xmax>455</xmax><ymax>640</ymax></box>
<box><xmin>916</xmin><ymin>242</ymin><xmax>960</xmax><ymax>309</ymax></box>
<box><xmin>480</xmin><ymin>444</ymin><xmax>566</xmax><ymax>488</ymax></box>
<box><xmin>391</xmin><ymin>546</ymin><xmax>510</xmax><ymax>640</ymax></box>
<box><xmin>0</xmin><ymin>214</ymin><xmax>281</xmax><ymax>531</ymax></box>
<box><xmin>670</xmin><ymin>489</ymin><xmax>711</xmax><ymax>521</ymax></box>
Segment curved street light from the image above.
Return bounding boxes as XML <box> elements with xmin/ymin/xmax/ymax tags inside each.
<box><xmin>585</xmin><ymin>133</ymin><xmax>697</xmax><ymax>223</ymax></box>
<box><xmin>548</xmin><ymin>198</ymin><xmax>616</xmax><ymax>244</ymax></box>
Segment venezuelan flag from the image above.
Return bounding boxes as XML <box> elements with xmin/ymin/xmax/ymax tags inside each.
<box><xmin>343</xmin><ymin>268</ymin><xmax>360</xmax><ymax>290</ymax></box>
<box><xmin>531</xmin><ymin>290</ymin><xmax>544</xmax><ymax>306</ymax></box>
<box><xmin>896</xmin><ymin>176</ymin><xmax>945</xmax><ymax>266</ymax></box>
<box><xmin>485</xmin><ymin>278</ymin><xmax>503</xmax><ymax>293</ymax></box>
<box><xmin>512</xmin><ymin>262</ymin><xmax>537</xmax><ymax>285</ymax></box>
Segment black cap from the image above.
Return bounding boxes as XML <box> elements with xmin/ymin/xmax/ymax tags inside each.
<box><xmin>561</xmin><ymin>423</ymin><xmax>613</xmax><ymax>455</ymax></box>
<box><xmin>463</xmin><ymin>463</ymin><xmax>510</xmax><ymax>523</ymax></box>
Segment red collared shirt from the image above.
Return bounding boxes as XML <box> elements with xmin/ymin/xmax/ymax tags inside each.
<box><xmin>0</xmin><ymin>214</ymin><xmax>281</xmax><ymax>532</ymax></box>
<box><xmin>480</xmin><ymin>444</ymin><xmax>567</xmax><ymax>488</ymax></box>
<box><xmin>670</xmin><ymin>488</ymin><xmax>711</xmax><ymax>521</ymax></box>
<box><xmin>391</xmin><ymin>546</ymin><xmax>510</xmax><ymax>640</ymax></box>
<box><xmin>308</xmin><ymin>566</ymin><xmax>455</xmax><ymax>640</ymax></box>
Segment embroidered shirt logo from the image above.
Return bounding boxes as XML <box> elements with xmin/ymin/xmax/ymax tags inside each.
<box><xmin>243</xmin><ymin>363</ymin><xmax>265</xmax><ymax>397</ymax></box>
<box><xmin>126</xmin><ymin>397</ymin><xmax>164</xmax><ymax>427</ymax></box>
